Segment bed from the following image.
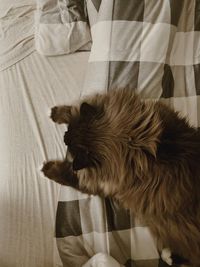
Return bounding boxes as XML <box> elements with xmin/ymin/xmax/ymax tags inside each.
<box><xmin>0</xmin><ymin>0</ymin><xmax>199</xmax><ymax>267</ymax></box>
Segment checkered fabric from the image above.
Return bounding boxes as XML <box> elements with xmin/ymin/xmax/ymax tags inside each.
<box><xmin>54</xmin><ymin>1</ymin><xmax>200</xmax><ymax>266</ymax></box>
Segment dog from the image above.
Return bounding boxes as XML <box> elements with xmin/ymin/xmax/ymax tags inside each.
<box><xmin>42</xmin><ymin>88</ymin><xmax>200</xmax><ymax>266</ymax></box>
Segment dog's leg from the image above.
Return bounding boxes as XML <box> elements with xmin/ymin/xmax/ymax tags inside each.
<box><xmin>41</xmin><ymin>160</ymin><xmax>79</xmax><ymax>189</ymax></box>
<box><xmin>41</xmin><ymin>160</ymin><xmax>97</xmax><ymax>195</ymax></box>
<box><xmin>50</xmin><ymin>105</ymin><xmax>72</xmax><ymax>124</ymax></box>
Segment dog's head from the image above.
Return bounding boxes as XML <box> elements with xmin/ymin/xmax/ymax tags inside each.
<box><xmin>64</xmin><ymin>102</ymin><xmax>108</xmax><ymax>171</ymax></box>
<box><xmin>63</xmin><ymin>90</ymin><xmax>161</xmax><ymax>177</ymax></box>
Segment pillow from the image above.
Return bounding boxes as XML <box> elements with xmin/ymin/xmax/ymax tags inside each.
<box><xmin>35</xmin><ymin>0</ymin><xmax>92</xmax><ymax>55</ymax></box>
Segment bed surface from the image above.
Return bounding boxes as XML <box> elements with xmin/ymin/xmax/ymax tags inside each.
<box><xmin>0</xmin><ymin>47</ymin><xmax>89</xmax><ymax>266</ymax></box>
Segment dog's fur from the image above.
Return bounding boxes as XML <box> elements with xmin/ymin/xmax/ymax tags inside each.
<box><xmin>42</xmin><ymin>89</ymin><xmax>200</xmax><ymax>266</ymax></box>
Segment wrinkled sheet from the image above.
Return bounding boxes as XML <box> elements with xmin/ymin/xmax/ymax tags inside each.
<box><xmin>0</xmin><ymin>0</ymin><xmax>35</xmax><ymax>71</ymax></box>
<box><xmin>0</xmin><ymin>45</ymin><xmax>89</xmax><ymax>267</ymax></box>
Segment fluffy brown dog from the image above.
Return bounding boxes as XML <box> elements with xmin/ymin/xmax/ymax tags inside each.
<box><xmin>42</xmin><ymin>88</ymin><xmax>200</xmax><ymax>266</ymax></box>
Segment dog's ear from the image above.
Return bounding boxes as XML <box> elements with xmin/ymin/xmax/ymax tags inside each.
<box><xmin>73</xmin><ymin>150</ymin><xmax>92</xmax><ymax>171</ymax></box>
<box><xmin>80</xmin><ymin>102</ymin><xmax>97</xmax><ymax>120</ymax></box>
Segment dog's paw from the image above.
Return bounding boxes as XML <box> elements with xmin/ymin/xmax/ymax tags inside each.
<box><xmin>50</xmin><ymin>106</ymin><xmax>71</xmax><ymax>124</ymax></box>
<box><xmin>41</xmin><ymin>161</ymin><xmax>60</xmax><ymax>180</ymax></box>
<box><xmin>50</xmin><ymin>106</ymin><xmax>60</xmax><ymax>123</ymax></box>
<box><xmin>161</xmin><ymin>248</ymin><xmax>172</xmax><ymax>266</ymax></box>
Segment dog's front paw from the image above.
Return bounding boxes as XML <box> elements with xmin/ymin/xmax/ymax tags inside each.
<box><xmin>41</xmin><ymin>160</ymin><xmax>79</xmax><ymax>187</ymax></box>
<box><xmin>41</xmin><ymin>160</ymin><xmax>62</xmax><ymax>181</ymax></box>
<box><xmin>50</xmin><ymin>106</ymin><xmax>71</xmax><ymax>124</ymax></box>
<box><xmin>50</xmin><ymin>107</ymin><xmax>60</xmax><ymax>123</ymax></box>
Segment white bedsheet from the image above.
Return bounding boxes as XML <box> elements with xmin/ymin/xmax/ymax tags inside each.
<box><xmin>0</xmin><ymin>1</ymin><xmax>90</xmax><ymax>266</ymax></box>
<box><xmin>0</xmin><ymin>50</ymin><xmax>89</xmax><ymax>267</ymax></box>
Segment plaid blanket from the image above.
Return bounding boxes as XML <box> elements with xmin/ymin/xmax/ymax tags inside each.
<box><xmin>35</xmin><ymin>1</ymin><xmax>200</xmax><ymax>266</ymax></box>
